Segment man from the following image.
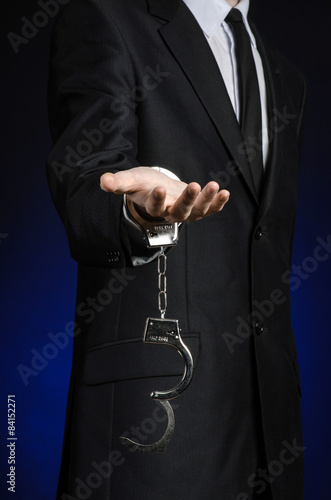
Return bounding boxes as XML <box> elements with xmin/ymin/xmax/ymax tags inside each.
<box><xmin>47</xmin><ymin>0</ymin><xmax>306</xmax><ymax>498</ymax></box>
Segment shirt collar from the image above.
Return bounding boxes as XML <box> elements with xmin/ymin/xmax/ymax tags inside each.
<box><xmin>183</xmin><ymin>0</ymin><xmax>257</xmax><ymax>48</ymax></box>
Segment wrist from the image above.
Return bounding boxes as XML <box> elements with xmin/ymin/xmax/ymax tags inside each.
<box><xmin>124</xmin><ymin>195</ymin><xmax>179</xmax><ymax>248</ymax></box>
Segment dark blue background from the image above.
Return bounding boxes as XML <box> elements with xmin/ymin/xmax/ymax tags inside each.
<box><xmin>1</xmin><ymin>0</ymin><xmax>330</xmax><ymax>498</ymax></box>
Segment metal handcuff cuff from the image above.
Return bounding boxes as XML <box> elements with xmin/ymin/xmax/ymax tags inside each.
<box><xmin>120</xmin><ymin>168</ymin><xmax>194</xmax><ymax>453</ymax></box>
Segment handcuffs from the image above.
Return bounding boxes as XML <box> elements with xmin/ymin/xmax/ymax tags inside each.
<box><xmin>120</xmin><ymin>175</ymin><xmax>194</xmax><ymax>453</ymax></box>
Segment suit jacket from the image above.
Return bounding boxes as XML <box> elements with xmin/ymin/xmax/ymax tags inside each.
<box><xmin>47</xmin><ymin>1</ymin><xmax>306</xmax><ymax>499</ymax></box>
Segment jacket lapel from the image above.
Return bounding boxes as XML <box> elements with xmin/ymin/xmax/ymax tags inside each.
<box><xmin>147</xmin><ymin>0</ymin><xmax>258</xmax><ymax>203</ymax></box>
<box><xmin>250</xmin><ymin>22</ymin><xmax>285</xmax><ymax>217</ymax></box>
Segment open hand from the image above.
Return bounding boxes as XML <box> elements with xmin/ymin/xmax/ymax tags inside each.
<box><xmin>100</xmin><ymin>166</ymin><xmax>229</xmax><ymax>223</ymax></box>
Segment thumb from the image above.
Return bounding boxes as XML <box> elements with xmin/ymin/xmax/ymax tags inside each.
<box><xmin>100</xmin><ymin>172</ymin><xmax>128</xmax><ymax>193</ymax></box>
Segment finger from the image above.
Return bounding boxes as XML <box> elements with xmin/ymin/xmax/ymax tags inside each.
<box><xmin>187</xmin><ymin>182</ymin><xmax>220</xmax><ymax>219</ymax></box>
<box><xmin>206</xmin><ymin>189</ymin><xmax>230</xmax><ymax>214</ymax></box>
<box><xmin>189</xmin><ymin>189</ymin><xmax>230</xmax><ymax>221</ymax></box>
<box><xmin>100</xmin><ymin>171</ymin><xmax>140</xmax><ymax>194</ymax></box>
<box><xmin>166</xmin><ymin>182</ymin><xmax>201</xmax><ymax>221</ymax></box>
<box><xmin>188</xmin><ymin>185</ymin><xmax>229</xmax><ymax>220</ymax></box>
<box><xmin>144</xmin><ymin>186</ymin><xmax>167</xmax><ymax>217</ymax></box>
<box><xmin>100</xmin><ymin>173</ymin><xmax>121</xmax><ymax>193</ymax></box>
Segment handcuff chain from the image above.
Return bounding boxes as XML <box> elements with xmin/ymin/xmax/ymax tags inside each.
<box><xmin>158</xmin><ymin>247</ymin><xmax>167</xmax><ymax>319</ymax></box>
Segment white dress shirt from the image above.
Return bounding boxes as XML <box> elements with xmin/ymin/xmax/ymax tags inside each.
<box><xmin>183</xmin><ymin>0</ymin><xmax>269</xmax><ymax>165</ymax></box>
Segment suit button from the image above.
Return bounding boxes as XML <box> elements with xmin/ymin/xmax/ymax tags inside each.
<box><xmin>254</xmin><ymin>227</ymin><xmax>263</xmax><ymax>240</ymax></box>
<box><xmin>255</xmin><ymin>321</ymin><xmax>265</xmax><ymax>335</ymax></box>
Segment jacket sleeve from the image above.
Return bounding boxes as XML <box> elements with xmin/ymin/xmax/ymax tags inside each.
<box><xmin>46</xmin><ymin>0</ymin><xmax>140</xmax><ymax>268</ymax></box>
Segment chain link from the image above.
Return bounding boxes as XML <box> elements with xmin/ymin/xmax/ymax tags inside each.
<box><xmin>158</xmin><ymin>247</ymin><xmax>167</xmax><ymax>318</ymax></box>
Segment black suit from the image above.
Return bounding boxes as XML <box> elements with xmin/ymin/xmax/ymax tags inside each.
<box><xmin>47</xmin><ymin>0</ymin><xmax>306</xmax><ymax>499</ymax></box>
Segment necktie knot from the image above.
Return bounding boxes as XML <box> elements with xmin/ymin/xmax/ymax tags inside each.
<box><xmin>225</xmin><ymin>8</ymin><xmax>243</xmax><ymax>24</ymax></box>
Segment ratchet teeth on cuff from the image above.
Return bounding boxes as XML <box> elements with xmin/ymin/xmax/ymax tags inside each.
<box><xmin>120</xmin><ymin>400</ymin><xmax>175</xmax><ymax>454</ymax></box>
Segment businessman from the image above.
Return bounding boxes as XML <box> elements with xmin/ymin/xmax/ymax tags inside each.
<box><xmin>47</xmin><ymin>0</ymin><xmax>306</xmax><ymax>498</ymax></box>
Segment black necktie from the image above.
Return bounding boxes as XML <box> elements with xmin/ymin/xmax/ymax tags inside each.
<box><xmin>225</xmin><ymin>8</ymin><xmax>264</xmax><ymax>198</ymax></box>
